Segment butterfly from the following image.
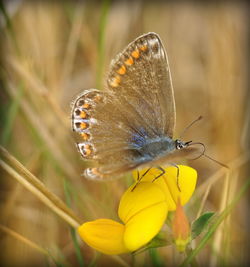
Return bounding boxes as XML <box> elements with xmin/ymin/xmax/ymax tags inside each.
<box><xmin>71</xmin><ymin>32</ymin><xmax>202</xmax><ymax>181</ymax></box>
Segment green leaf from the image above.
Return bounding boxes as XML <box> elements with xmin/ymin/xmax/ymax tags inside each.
<box><xmin>133</xmin><ymin>232</ymin><xmax>172</xmax><ymax>255</ymax></box>
<box><xmin>147</xmin><ymin>235</ymin><xmax>171</xmax><ymax>249</ymax></box>
<box><xmin>191</xmin><ymin>212</ymin><xmax>215</xmax><ymax>239</ymax></box>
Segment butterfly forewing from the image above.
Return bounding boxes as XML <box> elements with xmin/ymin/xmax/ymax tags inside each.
<box><xmin>106</xmin><ymin>32</ymin><xmax>176</xmax><ymax>137</ymax></box>
<box><xmin>72</xmin><ymin>33</ymin><xmax>176</xmax><ymax>180</ymax></box>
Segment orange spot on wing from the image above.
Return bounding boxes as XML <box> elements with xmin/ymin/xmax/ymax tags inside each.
<box><xmin>80</xmin><ymin>122</ymin><xmax>88</xmax><ymax>129</ymax></box>
<box><xmin>84</xmin><ymin>148</ymin><xmax>92</xmax><ymax>156</ymax></box>
<box><xmin>117</xmin><ymin>65</ymin><xmax>126</xmax><ymax>75</ymax></box>
<box><xmin>80</xmin><ymin>111</ymin><xmax>87</xmax><ymax>119</ymax></box>
<box><xmin>81</xmin><ymin>132</ymin><xmax>90</xmax><ymax>140</ymax></box>
<box><xmin>94</xmin><ymin>94</ymin><xmax>102</xmax><ymax>102</ymax></box>
<box><xmin>82</xmin><ymin>144</ymin><xmax>93</xmax><ymax>157</ymax></box>
<box><xmin>110</xmin><ymin>75</ymin><xmax>121</xmax><ymax>88</ymax></box>
<box><xmin>140</xmin><ymin>45</ymin><xmax>148</xmax><ymax>52</ymax></box>
<box><xmin>91</xmin><ymin>168</ymin><xmax>99</xmax><ymax>175</ymax></box>
<box><xmin>131</xmin><ymin>49</ymin><xmax>140</xmax><ymax>59</ymax></box>
<box><xmin>125</xmin><ymin>57</ymin><xmax>134</xmax><ymax>66</ymax></box>
<box><xmin>83</xmin><ymin>103</ymin><xmax>91</xmax><ymax>109</ymax></box>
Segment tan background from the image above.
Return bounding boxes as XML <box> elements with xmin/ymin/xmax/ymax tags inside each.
<box><xmin>0</xmin><ymin>1</ymin><xmax>249</xmax><ymax>266</ymax></box>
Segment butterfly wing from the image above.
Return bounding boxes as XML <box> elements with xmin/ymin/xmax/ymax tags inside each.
<box><xmin>71</xmin><ymin>33</ymin><xmax>176</xmax><ymax>180</ymax></box>
<box><xmin>106</xmin><ymin>32</ymin><xmax>176</xmax><ymax>137</ymax></box>
<box><xmin>72</xmin><ymin>89</ymin><xmax>148</xmax><ymax>180</ymax></box>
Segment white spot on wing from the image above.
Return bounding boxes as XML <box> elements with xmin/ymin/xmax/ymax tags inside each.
<box><xmin>90</xmin><ymin>118</ymin><xmax>97</xmax><ymax>124</ymax></box>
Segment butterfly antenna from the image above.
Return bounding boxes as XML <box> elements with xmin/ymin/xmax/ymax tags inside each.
<box><xmin>179</xmin><ymin>116</ymin><xmax>203</xmax><ymax>139</ymax></box>
<box><xmin>188</xmin><ymin>142</ymin><xmax>206</xmax><ymax>160</ymax></box>
<box><xmin>203</xmin><ymin>154</ymin><xmax>229</xmax><ymax>169</ymax></box>
<box><xmin>188</xmin><ymin>142</ymin><xmax>229</xmax><ymax>168</ymax></box>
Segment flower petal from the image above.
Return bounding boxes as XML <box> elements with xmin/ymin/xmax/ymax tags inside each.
<box><xmin>78</xmin><ymin>219</ymin><xmax>129</xmax><ymax>255</ymax></box>
<box><xmin>133</xmin><ymin>165</ymin><xmax>197</xmax><ymax>210</ymax></box>
<box><xmin>161</xmin><ymin>165</ymin><xmax>197</xmax><ymax>210</ymax></box>
<box><xmin>118</xmin><ymin>182</ymin><xmax>168</xmax><ymax>251</ymax></box>
<box><xmin>124</xmin><ymin>201</ymin><xmax>168</xmax><ymax>251</ymax></box>
<box><xmin>118</xmin><ymin>182</ymin><xmax>167</xmax><ymax>223</ymax></box>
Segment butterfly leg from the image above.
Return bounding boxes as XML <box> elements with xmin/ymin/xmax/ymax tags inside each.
<box><xmin>131</xmin><ymin>167</ymin><xmax>152</xmax><ymax>191</ymax></box>
<box><xmin>151</xmin><ymin>166</ymin><xmax>165</xmax><ymax>183</ymax></box>
<box><xmin>151</xmin><ymin>165</ymin><xmax>181</xmax><ymax>192</ymax></box>
<box><xmin>169</xmin><ymin>163</ymin><xmax>181</xmax><ymax>192</ymax></box>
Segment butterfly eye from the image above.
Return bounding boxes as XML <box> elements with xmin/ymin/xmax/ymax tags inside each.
<box><xmin>175</xmin><ymin>140</ymin><xmax>185</xmax><ymax>150</ymax></box>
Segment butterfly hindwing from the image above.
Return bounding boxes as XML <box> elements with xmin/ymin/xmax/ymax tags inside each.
<box><xmin>71</xmin><ymin>89</ymin><xmax>151</xmax><ymax>180</ymax></box>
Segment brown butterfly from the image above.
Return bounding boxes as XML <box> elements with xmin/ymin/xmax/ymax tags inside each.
<box><xmin>71</xmin><ymin>32</ymin><xmax>224</xmax><ymax>181</ymax></box>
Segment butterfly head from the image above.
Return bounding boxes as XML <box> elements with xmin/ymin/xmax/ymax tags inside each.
<box><xmin>174</xmin><ymin>139</ymin><xmax>205</xmax><ymax>160</ymax></box>
<box><xmin>175</xmin><ymin>139</ymin><xmax>193</xmax><ymax>150</ymax></box>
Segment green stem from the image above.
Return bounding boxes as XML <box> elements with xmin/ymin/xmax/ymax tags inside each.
<box><xmin>63</xmin><ymin>179</ymin><xmax>84</xmax><ymax>267</ymax></box>
<box><xmin>1</xmin><ymin>84</ymin><xmax>23</xmax><ymax>145</ymax></box>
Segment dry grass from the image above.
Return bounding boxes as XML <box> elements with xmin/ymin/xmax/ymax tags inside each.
<box><xmin>0</xmin><ymin>1</ymin><xmax>249</xmax><ymax>266</ymax></box>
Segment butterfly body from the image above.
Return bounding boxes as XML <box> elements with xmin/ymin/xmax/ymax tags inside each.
<box><xmin>72</xmin><ymin>32</ymin><xmax>194</xmax><ymax>180</ymax></box>
<box><xmin>130</xmin><ymin>134</ymin><xmax>176</xmax><ymax>160</ymax></box>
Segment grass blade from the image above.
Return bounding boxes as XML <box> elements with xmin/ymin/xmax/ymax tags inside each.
<box><xmin>64</xmin><ymin>179</ymin><xmax>84</xmax><ymax>267</ymax></box>
<box><xmin>0</xmin><ymin>146</ymin><xmax>81</xmax><ymax>228</ymax></box>
<box><xmin>180</xmin><ymin>177</ymin><xmax>250</xmax><ymax>267</ymax></box>
<box><xmin>0</xmin><ymin>84</ymin><xmax>23</xmax><ymax>145</ymax></box>
<box><xmin>96</xmin><ymin>0</ymin><xmax>111</xmax><ymax>89</ymax></box>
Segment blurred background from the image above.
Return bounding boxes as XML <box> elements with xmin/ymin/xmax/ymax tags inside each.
<box><xmin>0</xmin><ymin>0</ymin><xmax>249</xmax><ymax>266</ymax></box>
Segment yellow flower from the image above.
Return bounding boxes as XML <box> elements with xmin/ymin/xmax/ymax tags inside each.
<box><xmin>78</xmin><ymin>219</ymin><xmax>129</xmax><ymax>255</ymax></box>
<box><xmin>118</xmin><ymin>182</ymin><xmax>168</xmax><ymax>251</ymax></box>
<box><xmin>132</xmin><ymin>165</ymin><xmax>197</xmax><ymax>210</ymax></box>
<box><xmin>78</xmin><ymin>165</ymin><xmax>197</xmax><ymax>255</ymax></box>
